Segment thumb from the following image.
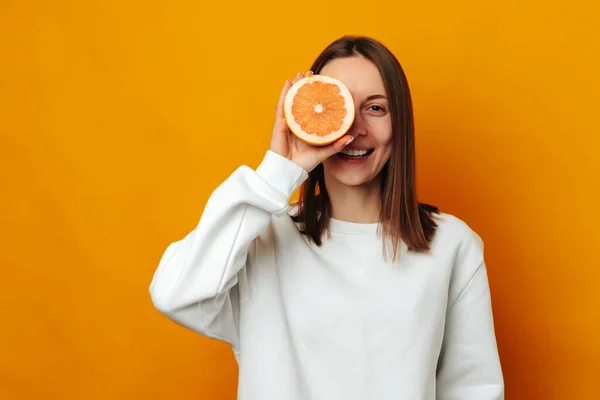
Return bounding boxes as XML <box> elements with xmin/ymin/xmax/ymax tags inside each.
<box><xmin>319</xmin><ymin>135</ymin><xmax>355</xmax><ymax>160</ymax></box>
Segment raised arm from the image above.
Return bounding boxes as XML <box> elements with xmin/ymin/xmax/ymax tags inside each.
<box><xmin>149</xmin><ymin>150</ymin><xmax>308</xmax><ymax>348</ymax></box>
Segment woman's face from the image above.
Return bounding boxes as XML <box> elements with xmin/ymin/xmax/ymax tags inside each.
<box><xmin>320</xmin><ymin>56</ymin><xmax>394</xmax><ymax>188</ymax></box>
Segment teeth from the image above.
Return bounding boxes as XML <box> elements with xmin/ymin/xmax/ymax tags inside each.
<box><xmin>341</xmin><ymin>149</ymin><xmax>369</xmax><ymax>157</ymax></box>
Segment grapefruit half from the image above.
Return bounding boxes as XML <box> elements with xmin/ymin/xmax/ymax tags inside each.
<box><xmin>284</xmin><ymin>74</ymin><xmax>355</xmax><ymax>146</ymax></box>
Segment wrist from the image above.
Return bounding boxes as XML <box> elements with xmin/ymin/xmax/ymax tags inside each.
<box><xmin>292</xmin><ymin>156</ymin><xmax>318</xmax><ymax>173</ymax></box>
<box><xmin>256</xmin><ymin>150</ymin><xmax>309</xmax><ymax>196</ymax></box>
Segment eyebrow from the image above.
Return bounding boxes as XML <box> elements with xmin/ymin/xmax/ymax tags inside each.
<box><xmin>365</xmin><ymin>94</ymin><xmax>387</xmax><ymax>101</ymax></box>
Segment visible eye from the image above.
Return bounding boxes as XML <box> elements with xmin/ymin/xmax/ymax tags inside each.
<box><xmin>367</xmin><ymin>105</ymin><xmax>386</xmax><ymax>113</ymax></box>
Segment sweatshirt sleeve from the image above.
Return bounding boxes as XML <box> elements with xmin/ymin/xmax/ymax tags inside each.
<box><xmin>149</xmin><ymin>150</ymin><xmax>308</xmax><ymax>349</ymax></box>
<box><xmin>436</xmin><ymin>233</ymin><xmax>505</xmax><ymax>399</ymax></box>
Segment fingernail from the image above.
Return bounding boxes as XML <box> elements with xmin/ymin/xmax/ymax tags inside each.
<box><xmin>345</xmin><ymin>137</ymin><xmax>354</xmax><ymax>146</ymax></box>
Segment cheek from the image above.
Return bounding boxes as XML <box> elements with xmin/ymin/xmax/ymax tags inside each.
<box><xmin>378</xmin><ymin>143</ymin><xmax>393</xmax><ymax>166</ymax></box>
<box><xmin>370</xmin><ymin>118</ymin><xmax>393</xmax><ymax>152</ymax></box>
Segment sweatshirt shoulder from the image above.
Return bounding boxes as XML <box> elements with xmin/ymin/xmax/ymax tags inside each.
<box><xmin>434</xmin><ymin>212</ymin><xmax>483</xmax><ymax>242</ymax></box>
<box><xmin>431</xmin><ymin>212</ymin><xmax>485</xmax><ymax>266</ymax></box>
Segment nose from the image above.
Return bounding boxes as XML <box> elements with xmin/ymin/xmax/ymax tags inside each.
<box><xmin>348</xmin><ymin>113</ymin><xmax>367</xmax><ymax>138</ymax></box>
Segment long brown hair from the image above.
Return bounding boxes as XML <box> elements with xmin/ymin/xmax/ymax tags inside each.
<box><xmin>291</xmin><ymin>35</ymin><xmax>440</xmax><ymax>261</ymax></box>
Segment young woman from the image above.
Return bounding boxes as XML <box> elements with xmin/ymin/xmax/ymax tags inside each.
<box><xmin>150</xmin><ymin>36</ymin><xmax>504</xmax><ymax>400</ymax></box>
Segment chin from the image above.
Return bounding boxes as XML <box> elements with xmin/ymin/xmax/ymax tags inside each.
<box><xmin>323</xmin><ymin>162</ymin><xmax>379</xmax><ymax>188</ymax></box>
<box><xmin>323</xmin><ymin>156</ymin><xmax>378</xmax><ymax>186</ymax></box>
<box><xmin>334</xmin><ymin>173</ymin><xmax>374</xmax><ymax>187</ymax></box>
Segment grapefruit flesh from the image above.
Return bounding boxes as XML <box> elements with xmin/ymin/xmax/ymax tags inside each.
<box><xmin>284</xmin><ymin>75</ymin><xmax>355</xmax><ymax>146</ymax></box>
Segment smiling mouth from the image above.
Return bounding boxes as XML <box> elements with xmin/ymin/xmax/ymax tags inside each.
<box><xmin>338</xmin><ymin>148</ymin><xmax>375</xmax><ymax>159</ymax></box>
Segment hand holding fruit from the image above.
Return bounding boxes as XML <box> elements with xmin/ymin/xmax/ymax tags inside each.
<box><xmin>270</xmin><ymin>71</ymin><xmax>355</xmax><ymax>172</ymax></box>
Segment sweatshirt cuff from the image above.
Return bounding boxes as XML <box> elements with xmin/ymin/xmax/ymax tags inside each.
<box><xmin>255</xmin><ymin>150</ymin><xmax>309</xmax><ymax>198</ymax></box>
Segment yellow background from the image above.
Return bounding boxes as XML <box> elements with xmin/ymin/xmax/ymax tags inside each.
<box><xmin>1</xmin><ymin>1</ymin><xmax>599</xmax><ymax>399</ymax></box>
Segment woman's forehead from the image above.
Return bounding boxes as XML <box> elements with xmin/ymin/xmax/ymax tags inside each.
<box><xmin>320</xmin><ymin>57</ymin><xmax>386</xmax><ymax>99</ymax></box>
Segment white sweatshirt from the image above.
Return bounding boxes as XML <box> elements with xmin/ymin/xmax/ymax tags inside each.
<box><xmin>149</xmin><ymin>150</ymin><xmax>504</xmax><ymax>400</ymax></box>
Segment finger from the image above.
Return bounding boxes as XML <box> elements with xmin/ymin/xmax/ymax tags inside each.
<box><xmin>276</xmin><ymin>79</ymin><xmax>292</xmax><ymax>120</ymax></box>
<box><xmin>276</xmin><ymin>72</ymin><xmax>305</xmax><ymax>127</ymax></box>
<box><xmin>285</xmin><ymin>72</ymin><xmax>311</xmax><ymax>113</ymax></box>
<box><xmin>291</xmin><ymin>71</ymin><xmax>305</xmax><ymax>85</ymax></box>
<box><xmin>318</xmin><ymin>135</ymin><xmax>355</xmax><ymax>160</ymax></box>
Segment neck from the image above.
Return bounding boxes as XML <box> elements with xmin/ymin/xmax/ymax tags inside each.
<box><xmin>324</xmin><ymin>175</ymin><xmax>382</xmax><ymax>224</ymax></box>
